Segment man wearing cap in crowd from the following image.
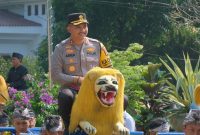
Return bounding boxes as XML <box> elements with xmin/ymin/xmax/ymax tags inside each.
<box><xmin>0</xmin><ymin>113</ymin><xmax>10</xmax><ymax>135</ymax></box>
<box><xmin>0</xmin><ymin>113</ymin><xmax>9</xmax><ymax>127</ymax></box>
<box><xmin>6</xmin><ymin>52</ymin><xmax>28</xmax><ymax>91</ymax></box>
<box><xmin>183</xmin><ymin>110</ymin><xmax>200</xmax><ymax>135</ymax></box>
<box><xmin>41</xmin><ymin>115</ymin><xmax>64</xmax><ymax>135</ymax></box>
<box><xmin>12</xmin><ymin>108</ymin><xmax>34</xmax><ymax>135</ymax></box>
<box><xmin>51</xmin><ymin>12</ymin><xmax>112</xmax><ymax>134</ymax></box>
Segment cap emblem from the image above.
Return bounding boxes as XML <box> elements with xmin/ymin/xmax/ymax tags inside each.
<box><xmin>79</xmin><ymin>15</ymin><xmax>84</xmax><ymax>21</ymax></box>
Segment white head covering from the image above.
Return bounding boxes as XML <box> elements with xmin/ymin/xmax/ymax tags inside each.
<box><xmin>13</xmin><ymin>108</ymin><xmax>33</xmax><ymax>120</ymax></box>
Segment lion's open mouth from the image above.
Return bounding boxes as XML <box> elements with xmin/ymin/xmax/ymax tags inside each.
<box><xmin>97</xmin><ymin>86</ymin><xmax>117</xmax><ymax>106</ymax></box>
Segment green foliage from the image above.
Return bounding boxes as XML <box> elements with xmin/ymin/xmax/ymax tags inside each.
<box><xmin>169</xmin><ymin>0</ymin><xmax>200</xmax><ymax>25</ymax></box>
<box><xmin>136</xmin><ymin>63</ymin><xmax>170</xmax><ymax>131</ymax></box>
<box><xmin>51</xmin><ymin>0</ymin><xmax>172</xmax><ymax>50</ymax></box>
<box><xmin>0</xmin><ymin>57</ymin><xmax>11</xmax><ymax>78</ymax></box>
<box><xmin>6</xmin><ymin>78</ymin><xmax>59</xmax><ymax>126</ymax></box>
<box><xmin>143</xmin><ymin>23</ymin><xmax>200</xmax><ymax>65</ymax></box>
<box><xmin>160</xmin><ymin>54</ymin><xmax>200</xmax><ymax>110</ymax></box>
<box><xmin>0</xmin><ymin>56</ymin><xmax>44</xmax><ymax>79</ymax></box>
<box><xmin>2</xmin><ymin>55</ymin><xmax>59</xmax><ymax>126</ymax></box>
<box><xmin>23</xmin><ymin>56</ymin><xmax>44</xmax><ymax>78</ymax></box>
<box><xmin>160</xmin><ymin>54</ymin><xmax>200</xmax><ymax>131</ymax></box>
<box><xmin>29</xmin><ymin>78</ymin><xmax>59</xmax><ymax>126</ymax></box>
<box><xmin>110</xmin><ymin>43</ymin><xmax>146</xmax><ymax>114</ymax></box>
<box><xmin>52</xmin><ymin>21</ymin><xmax>69</xmax><ymax>48</ymax></box>
<box><xmin>37</xmin><ymin>39</ymin><xmax>48</xmax><ymax>72</ymax></box>
<box><xmin>50</xmin><ymin>0</ymin><xmax>200</xmax><ymax>70</ymax></box>
<box><xmin>37</xmin><ymin>21</ymin><xmax>68</xmax><ymax>72</ymax></box>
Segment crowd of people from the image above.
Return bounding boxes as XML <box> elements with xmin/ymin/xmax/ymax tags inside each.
<box><xmin>0</xmin><ymin>105</ymin><xmax>199</xmax><ymax>135</ymax></box>
<box><xmin>0</xmin><ymin>12</ymin><xmax>199</xmax><ymax>135</ymax></box>
<box><xmin>0</xmin><ymin>105</ymin><xmax>64</xmax><ymax>135</ymax></box>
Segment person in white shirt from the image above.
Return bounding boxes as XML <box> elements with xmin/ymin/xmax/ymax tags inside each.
<box><xmin>124</xmin><ymin>95</ymin><xmax>136</xmax><ymax>132</ymax></box>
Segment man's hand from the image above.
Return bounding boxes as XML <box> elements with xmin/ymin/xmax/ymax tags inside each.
<box><xmin>78</xmin><ymin>77</ymin><xmax>84</xmax><ymax>85</ymax></box>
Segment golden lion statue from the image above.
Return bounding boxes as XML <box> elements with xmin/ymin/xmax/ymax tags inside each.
<box><xmin>0</xmin><ymin>75</ymin><xmax>9</xmax><ymax>104</ymax></box>
<box><xmin>69</xmin><ymin>67</ymin><xmax>129</xmax><ymax>135</ymax></box>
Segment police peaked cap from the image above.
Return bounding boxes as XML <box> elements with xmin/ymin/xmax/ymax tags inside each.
<box><xmin>67</xmin><ymin>12</ymin><xmax>88</xmax><ymax>25</ymax></box>
<box><xmin>12</xmin><ymin>52</ymin><xmax>23</xmax><ymax>60</ymax></box>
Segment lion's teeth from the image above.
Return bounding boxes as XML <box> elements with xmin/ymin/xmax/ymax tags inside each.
<box><xmin>104</xmin><ymin>92</ymin><xmax>108</xmax><ymax>97</ymax></box>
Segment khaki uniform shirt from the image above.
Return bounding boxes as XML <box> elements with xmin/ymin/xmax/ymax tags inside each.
<box><xmin>51</xmin><ymin>37</ymin><xmax>112</xmax><ymax>88</ymax></box>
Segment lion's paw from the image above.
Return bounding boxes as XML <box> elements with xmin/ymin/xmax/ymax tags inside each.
<box><xmin>114</xmin><ymin>122</ymin><xmax>130</xmax><ymax>135</ymax></box>
<box><xmin>117</xmin><ymin>126</ymin><xmax>129</xmax><ymax>135</ymax></box>
<box><xmin>79</xmin><ymin>121</ymin><xmax>97</xmax><ymax>135</ymax></box>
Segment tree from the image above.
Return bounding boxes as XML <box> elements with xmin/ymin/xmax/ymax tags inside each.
<box><xmin>138</xmin><ymin>63</ymin><xmax>170</xmax><ymax>132</ymax></box>
<box><xmin>37</xmin><ymin>0</ymin><xmax>200</xmax><ymax>74</ymax></box>
<box><xmin>37</xmin><ymin>39</ymin><xmax>48</xmax><ymax>72</ymax></box>
<box><xmin>110</xmin><ymin>43</ymin><xmax>146</xmax><ymax>116</ymax></box>
<box><xmin>51</xmin><ymin>0</ymin><xmax>172</xmax><ymax>50</ymax></box>
<box><xmin>170</xmin><ymin>0</ymin><xmax>200</xmax><ymax>26</ymax></box>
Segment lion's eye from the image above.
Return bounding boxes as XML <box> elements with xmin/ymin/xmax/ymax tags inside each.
<box><xmin>112</xmin><ymin>81</ymin><xmax>118</xmax><ymax>85</ymax></box>
<box><xmin>97</xmin><ymin>81</ymin><xmax>106</xmax><ymax>85</ymax></box>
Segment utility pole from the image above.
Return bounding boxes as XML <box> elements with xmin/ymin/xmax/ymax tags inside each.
<box><xmin>47</xmin><ymin>0</ymin><xmax>53</xmax><ymax>89</ymax></box>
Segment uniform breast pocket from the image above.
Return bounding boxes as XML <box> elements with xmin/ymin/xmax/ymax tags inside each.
<box><xmin>64</xmin><ymin>58</ymin><xmax>78</xmax><ymax>74</ymax></box>
<box><xmin>86</xmin><ymin>57</ymin><xmax>99</xmax><ymax>70</ymax></box>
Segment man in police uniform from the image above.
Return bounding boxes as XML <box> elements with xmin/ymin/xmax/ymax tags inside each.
<box><xmin>51</xmin><ymin>12</ymin><xmax>112</xmax><ymax>134</ymax></box>
<box><xmin>6</xmin><ymin>52</ymin><xmax>28</xmax><ymax>91</ymax></box>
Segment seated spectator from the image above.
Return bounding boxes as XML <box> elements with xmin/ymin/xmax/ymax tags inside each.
<box><xmin>29</xmin><ymin>109</ymin><xmax>36</xmax><ymax>128</ymax></box>
<box><xmin>183</xmin><ymin>109</ymin><xmax>200</xmax><ymax>135</ymax></box>
<box><xmin>0</xmin><ymin>113</ymin><xmax>10</xmax><ymax>135</ymax></box>
<box><xmin>12</xmin><ymin>108</ymin><xmax>33</xmax><ymax>135</ymax></box>
<box><xmin>124</xmin><ymin>95</ymin><xmax>136</xmax><ymax>132</ymax></box>
<box><xmin>148</xmin><ymin>117</ymin><xmax>170</xmax><ymax>135</ymax></box>
<box><xmin>0</xmin><ymin>113</ymin><xmax>9</xmax><ymax>127</ymax></box>
<box><xmin>41</xmin><ymin>115</ymin><xmax>64</xmax><ymax>135</ymax></box>
<box><xmin>6</xmin><ymin>52</ymin><xmax>29</xmax><ymax>91</ymax></box>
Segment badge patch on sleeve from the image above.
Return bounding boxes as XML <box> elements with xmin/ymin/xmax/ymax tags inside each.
<box><xmin>100</xmin><ymin>45</ymin><xmax>112</xmax><ymax>67</ymax></box>
<box><xmin>101</xmin><ymin>58</ymin><xmax>112</xmax><ymax>67</ymax></box>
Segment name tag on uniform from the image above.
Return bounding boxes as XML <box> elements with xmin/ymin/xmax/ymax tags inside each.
<box><xmin>66</xmin><ymin>54</ymin><xmax>75</xmax><ymax>57</ymax></box>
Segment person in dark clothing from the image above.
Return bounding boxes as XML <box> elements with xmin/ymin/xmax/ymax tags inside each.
<box><xmin>6</xmin><ymin>52</ymin><xmax>28</xmax><ymax>91</ymax></box>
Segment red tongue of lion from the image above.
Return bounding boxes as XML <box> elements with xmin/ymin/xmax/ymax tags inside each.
<box><xmin>102</xmin><ymin>92</ymin><xmax>115</xmax><ymax>100</ymax></box>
